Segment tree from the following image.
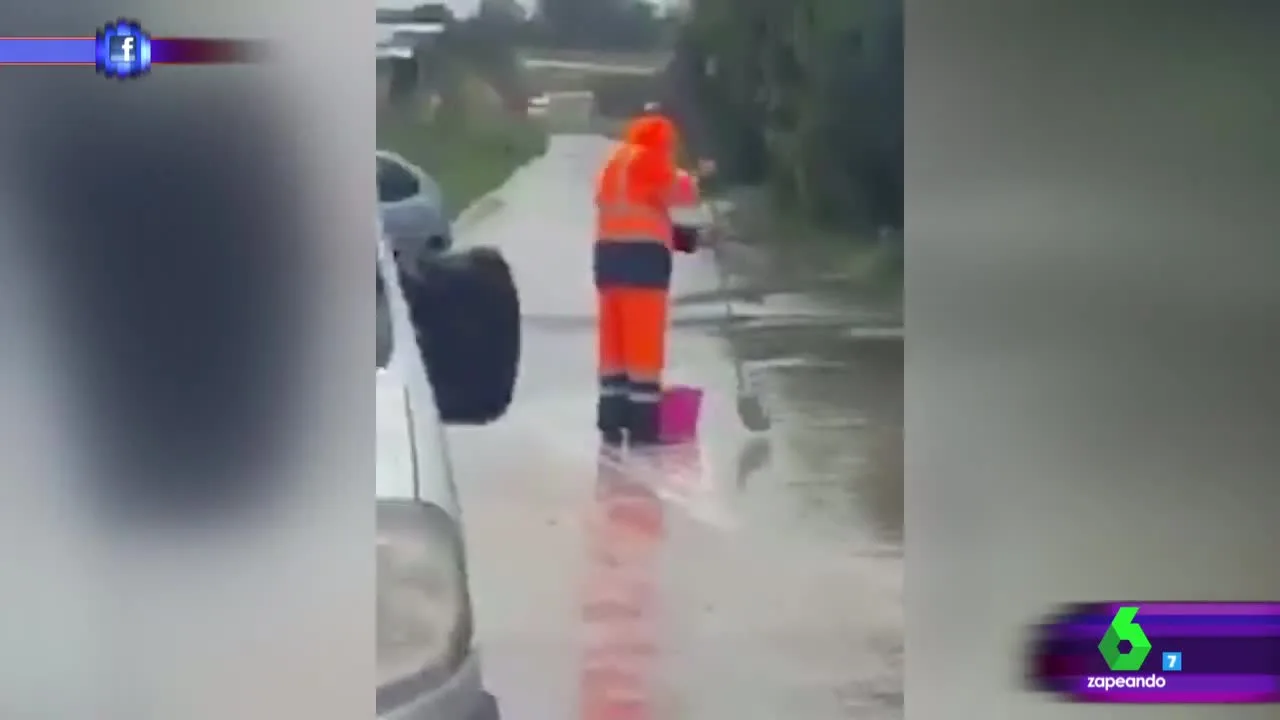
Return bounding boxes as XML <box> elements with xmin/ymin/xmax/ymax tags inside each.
<box><xmin>534</xmin><ymin>0</ymin><xmax>665</xmax><ymax>50</ymax></box>
<box><xmin>663</xmin><ymin>0</ymin><xmax>903</xmax><ymax>231</ymax></box>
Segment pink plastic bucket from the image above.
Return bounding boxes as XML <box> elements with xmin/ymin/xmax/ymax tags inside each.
<box><xmin>659</xmin><ymin>384</ymin><xmax>703</xmax><ymax>444</ymax></box>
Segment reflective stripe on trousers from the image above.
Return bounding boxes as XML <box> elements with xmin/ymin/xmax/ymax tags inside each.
<box><xmin>628</xmin><ymin>379</ymin><xmax>662</xmax><ymax>405</ymax></box>
<box><xmin>598</xmin><ymin>372</ymin><xmax>629</xmax><ymax>397</ymax></box>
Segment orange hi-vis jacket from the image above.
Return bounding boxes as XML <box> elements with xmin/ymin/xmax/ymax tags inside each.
<box><xmin>593</xmin><ymin>119</ymin><xmax>699</xmax><ymax>290</ymax></box>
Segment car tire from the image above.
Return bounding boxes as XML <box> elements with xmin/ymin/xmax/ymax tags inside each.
<box><xmin>400</xmin><ymin>247</ymin><xmax>520</xmax><ymax>424</ymax></box>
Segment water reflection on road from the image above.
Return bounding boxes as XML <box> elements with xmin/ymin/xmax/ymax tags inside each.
<box><xmin>733</xmin><ymin>311</ymin><xmax>904</xmax><ymax>550</ymax></box>
<box><xmin>447</xmin><ymin>135</ymin><xmax>902</xmax><ymax>719</ymax></box>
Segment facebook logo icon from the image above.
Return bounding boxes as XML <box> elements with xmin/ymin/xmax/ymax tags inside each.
<box><xmin>96</xmin><ymin>20</ymin><xmax>151</xmax><ymax>79</ymax></box>
<box><xmin>108</xmin><ymin>34</ymin><xmax>136</xmax><ymax>65</ymax></box>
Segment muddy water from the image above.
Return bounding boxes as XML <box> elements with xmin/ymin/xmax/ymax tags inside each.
<box><xmin>447</xmin><ymin>134</ymin><xmax>903</xmax><ymax>719</ymax></box>
<box><xmin>711</xmin><ymin>235</ymin><xmax>904</xmax><ymax>550</ymax></box>
<box><xmin>659</xmin><ymin>242</ymin><xmax>904</xmax><ymax>719</ymax></box>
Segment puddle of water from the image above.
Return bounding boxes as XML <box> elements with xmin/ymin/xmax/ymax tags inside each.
<box><xmin>726</xmin><ymin>280</ymin><xmax>904</xmax><ymax>553</ymax></box>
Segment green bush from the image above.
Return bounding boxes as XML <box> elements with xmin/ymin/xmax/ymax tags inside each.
<box><xmin>377</xmin><ymin>111</ymin><xmax>548</xmax><ymax>220</ymax></box>
<box><xmin>662</xmin><ymin>0</ymin><xmax>902</xmax><ymax>233</ymax></box>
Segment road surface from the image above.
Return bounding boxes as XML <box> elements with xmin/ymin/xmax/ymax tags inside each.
<box><xmin>520</xmin><ymin>59</ymin><xmax>658</xmax><ymax>76</ymax></box>
<box><xmin>446</xmin><ymin>135</ymin><xmax>903</xmax><ymax>720</ymax></box>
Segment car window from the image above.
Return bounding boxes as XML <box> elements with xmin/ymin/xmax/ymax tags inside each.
<box><xmin>376</xmin><ymin>156</ymin><xmax>420</xmax><ymax>203</ymax></box>
<box><xmin>376</xmin><ymin>266</ymin><xmax>392</xmax><ymax>369</ymax></box>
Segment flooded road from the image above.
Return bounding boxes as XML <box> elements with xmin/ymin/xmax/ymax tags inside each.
<box><xmin>445</xmin><ymin>135</ymin><xmax>902</xmax><ymax>719</ymax></box>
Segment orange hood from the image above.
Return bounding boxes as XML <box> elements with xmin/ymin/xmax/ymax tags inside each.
<box><xmin>624</xmin><ymin>115</ymin><xmax>677</xmax><ymax>157</ymax></box>
<box><xmin>620</xmin><ymin>116</ymin><xmax>679</xmax><ymax>199</ymax></box>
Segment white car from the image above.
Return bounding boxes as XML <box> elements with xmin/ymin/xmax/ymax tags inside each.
<box><xmin>376</xmin><ymin>232</ymin><xmax>518</xmax><ymax>719</ymax></box>
<box><xmin>377</xmin><ymin>150</ymin><xmax>453</xmax><ymax>264</ymax></box>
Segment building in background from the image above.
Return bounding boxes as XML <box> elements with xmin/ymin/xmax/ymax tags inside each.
<box><xmin>377</xmin><ymin>5</ymin><xmax>448</xmax><ymax>108</ymax></box>
<box><xmin>377</xmin><ymin>6</ymin><xmax>447</xmax><ymax>59</ymax></box>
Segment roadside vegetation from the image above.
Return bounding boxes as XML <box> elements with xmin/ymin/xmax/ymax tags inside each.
<box><xmin>659</xmin><ymin>0</ymin><xmax>902</xmax><ymax>287</ymax></box>
<box><xmin>377</xmin><ymin>109</ymin><xmax>546</xmax><ymax>220</ymax></box>
<box><xmin>377</xmin><ymin>2</ymin><xmax>548</xmax><ymax>218</ymax></box>
<box><xmin>718</xmin><ymin>187</ymin><xmax>902</xmax><ymax>297</ymax></box>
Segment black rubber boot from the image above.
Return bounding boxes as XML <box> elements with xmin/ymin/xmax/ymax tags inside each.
<box><xmin>627</xmin><ymin>400</ymin><xmax>662</xmax><ymax>447</ymax></box>
<box><xmin>597</xmin><ymin>395</ymin><xmax>629</xmax><ymax>446</ymax></box>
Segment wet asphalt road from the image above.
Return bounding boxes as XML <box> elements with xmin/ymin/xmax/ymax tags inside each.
<box><xmin>444</xmin><ymin>135</ymin><xmax>903</xmax><ymax>720</ymax></box>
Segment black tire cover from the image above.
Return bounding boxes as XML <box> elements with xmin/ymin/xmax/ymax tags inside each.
<box><xmin>401</xmin><ymin>247</ymin><xmax>520</xmax><ymax>424</ymax></box>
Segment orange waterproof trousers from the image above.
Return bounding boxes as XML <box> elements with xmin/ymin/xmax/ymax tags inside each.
<box><xmin>597</xmin><ymin>287</ymin><xmax>668</xmax><ymax>401</ymax></box>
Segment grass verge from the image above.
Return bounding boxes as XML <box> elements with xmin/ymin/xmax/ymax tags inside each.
<box><xmin>717</xmin><ymin>185</ymin><xmax>903</xmax><ymax>298</ymax></box>
<box><xmin>377</xmin><ymin>110</ymin><xmax>548</xmax><ymax>220</ymax></box>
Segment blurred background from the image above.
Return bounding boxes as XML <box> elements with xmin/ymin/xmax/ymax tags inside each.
<box><xmin>0</xmin><ymin>1</ymin><xmax>371</xmax><ymax>718</ymax></box>
<box><xmin>908</xmin><ymin>3</ymin><xmax>1280</xmax><ymax>719</ymax></box>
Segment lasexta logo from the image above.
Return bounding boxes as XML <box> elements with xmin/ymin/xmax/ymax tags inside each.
<box><xmin>1097</xmin><ymin>606</ymin><xmax>1151</xmax><ymax>671</ymax></box>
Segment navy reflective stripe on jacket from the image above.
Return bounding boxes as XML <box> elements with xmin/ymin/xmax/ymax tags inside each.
<box><xmin>594</xmin><ymin>241</ymin><xmax>672</xmax><ymax>289</ymax></box>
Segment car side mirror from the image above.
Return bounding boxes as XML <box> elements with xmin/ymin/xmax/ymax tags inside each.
<box><xmin>399</xmin><ymin>247</ymin><xmax>520</xmax><ymax>425</ymax></box>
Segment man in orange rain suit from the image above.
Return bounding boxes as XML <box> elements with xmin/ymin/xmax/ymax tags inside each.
<box><xmin>594</xmin><ymin>114</ymin><xmax>704</xmax><ymax>446</ymax></box>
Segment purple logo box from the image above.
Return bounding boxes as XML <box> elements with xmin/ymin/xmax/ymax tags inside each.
<box><xmin>1027</xmin><ymin>602</ymin><xmax>1280</xmax><ymax>703</ymax></box>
